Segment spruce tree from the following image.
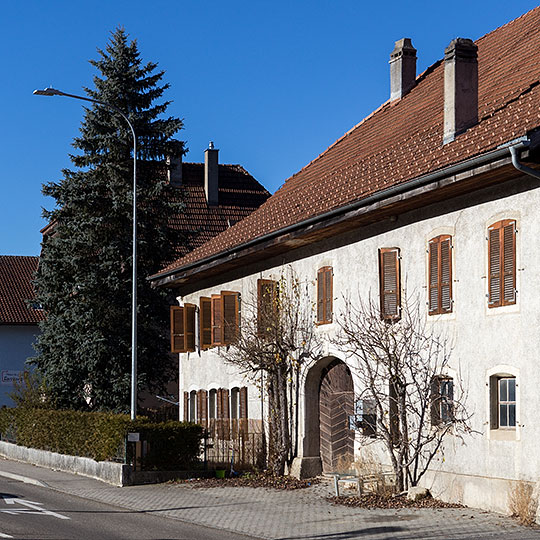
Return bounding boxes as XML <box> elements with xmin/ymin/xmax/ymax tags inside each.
<box><xmin>34</xmin><ymin>28</ymin><xmax>185</xmax><ymax>411</ymax></box>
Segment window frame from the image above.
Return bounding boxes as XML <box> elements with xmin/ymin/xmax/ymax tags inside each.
<box><xmin>430</xmin><ymin>376</ymin><xmax>454</xmax><ymax>426</ymax></box>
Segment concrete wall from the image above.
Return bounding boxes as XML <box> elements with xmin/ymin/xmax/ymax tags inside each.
<box><xmin>0</xmin><ymin>325</ymin><xmax>40</xmax><ymax>407</ymax></box>
<box><xmin>174</xmin><ymin>173</ymin><xmax>540</xmax><ymax>514</ymax></box>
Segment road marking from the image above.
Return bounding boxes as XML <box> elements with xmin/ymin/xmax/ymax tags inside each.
<box><xmin>1</xmin><ymin>496</ymin><xmax>70</xmax><ymax>520</ymax></box>
<box><xmin>0</xmin><ymin>470</ymin><xmax>47</xmax><ymax>488</ymax></box>
<box><xmin>0</xmin><ymin>533</ymin><xmax>13</xmax><ymax>538</ymax></box>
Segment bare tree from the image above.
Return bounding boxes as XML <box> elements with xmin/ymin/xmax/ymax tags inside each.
<box><xmin>220</xmin><ymin>267</ymin><xmax>322</xmax><ymax>475</ymax></box>
<box><xmin>334</xmin><ymin>294</ymin><xmax>473</xmax><ymax>492</ymax></box>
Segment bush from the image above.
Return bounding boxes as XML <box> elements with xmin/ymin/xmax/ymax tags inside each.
<box><xmin>0</xmin><ymin>407</ymin><xmax>203</xmax><ymax>469</ymax></box>
<box><xmin>509</xmin><ymin>480</ymin><xmax>538</xmax><ymax>526</ymax></box>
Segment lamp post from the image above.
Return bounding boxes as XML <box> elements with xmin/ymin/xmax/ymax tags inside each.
<box><xmin>34</xmin><ymin>87</ymin><xmax>139</xmax><ymax>420</ymax></box>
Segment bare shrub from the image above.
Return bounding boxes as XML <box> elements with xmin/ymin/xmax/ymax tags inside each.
<box><xmin>509</xmin><ymin>481</ymin><xmax>538</xmax><ymax>526</ymax></box>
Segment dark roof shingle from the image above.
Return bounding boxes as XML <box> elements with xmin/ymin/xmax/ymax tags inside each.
<box><xmin>0</xmin><ymin>256</ymin><xmax>43</xmax><ymax>324</ymax></box>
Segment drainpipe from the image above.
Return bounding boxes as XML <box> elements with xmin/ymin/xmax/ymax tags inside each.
<box><xmin>510</xmin><ymin>145</ymin><xmax>540</xmax><ymax>180</ymax></box>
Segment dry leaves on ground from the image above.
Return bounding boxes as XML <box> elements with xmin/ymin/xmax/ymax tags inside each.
<box><xmin>179</xmin><ymin>473</ymin><xmax>318</xmax><ymax>490</ymax></box>
<box><xmin>328</xmin><ymin>494</ymin><xmax>464</xmax><ymax>510</ymax></box>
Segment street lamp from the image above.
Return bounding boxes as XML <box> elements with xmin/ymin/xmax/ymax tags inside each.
<box><xmin>34</xmin><ymin>87</ymin><xmax>139</xmax><ymax>420</ymax></box>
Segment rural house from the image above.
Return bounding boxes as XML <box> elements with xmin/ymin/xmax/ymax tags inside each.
<box><xmin>151</xmin><ymin>7</ymin><xmax>540</xmax><ymax>513</ymax></box>
<box><xmin>0</xmin><ymin>256</ymin><xmax>43</xmax><ymax>407</ymax></box>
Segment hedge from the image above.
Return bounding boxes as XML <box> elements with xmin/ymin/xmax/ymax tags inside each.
<box><xmin>0</xmin><ymin>407</ymin><xmax>203</xmax><ymax>470</ymax></box>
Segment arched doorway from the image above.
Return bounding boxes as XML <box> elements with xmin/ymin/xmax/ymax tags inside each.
<box><xmin>319</xmin><ymin>359</ymin><xmax>354</xmax><ymax>473</ymax></box>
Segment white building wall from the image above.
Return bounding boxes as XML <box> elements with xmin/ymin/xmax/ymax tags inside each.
<box><xmin>0</xmin><ymin>325</ymin><xmax>40</xmax><ymax>407</ymax></box>
<box><xmin>175</xmin><ymin>175</ymin><xmax>540</xmax><ymax>513</ymax></box>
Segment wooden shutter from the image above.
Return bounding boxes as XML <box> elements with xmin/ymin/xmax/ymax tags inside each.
<box><xmin>239</xmin><ymin>387</ymin><xmax>248</xmax><ymax>419</ymax></box>
<box><xmin>199</xmin><ymin>297</ymin><xmax>212</xmax><ymax>349</ymax></box>
<box><xmin>222</xmin><ymin>291</ymin><xmax>240</xmax><ymax>345</ymax></box>
<box><xmin>489</xmin><ymin>376</ymin><xmax>499</xmax><ymax>429</ymax></box>
<box><xmin>389</xmin><ymin>379</ymin><xmax>400</xmax><ymax>444</ymax></box>
<box><xmin>379</xmin><ymin>248</ymin><xmax>401</xmax><ymax>320</ymax></box>
<box><xmin>488</xmin><ymin>220</ymin><xmax>516</xmax><ymax>308</ymax></box>
<box><xmin>211</xmin><ymin>294</ymin><xmax>223</xmax><ymax>345</ymax></box>
<box><xmin>258</xmin><ymin>279</ymin><xmax>277</xmax><ymax>337</ymax></box>
<box><xmin>428</xmin><ymin>236</ymin><xmax>452</xmax><ymax>315</ymax></box>
<box><xmin>185</xmin><ymin>304</ymin><xmax>196</xmax><ymax>352</ymax></box>
<box><xmin>170</xmin><ymin>306</ymin><xmax>186</xmax><ymax>353</ymax></box>
<box><xmin>200</xmin><ymin>390</ymin><xmax>208</xmax><ymax>427</ymax></box>
<box><xmin>317</xmin><ymin>267</ymin><xmax>333</xmax><ymax>324</ymax></box>
<box><xmin>217</xmin><ymin>388</ymin><xmax>223</xmax><ymax>418</ymax></box>
<box><xmin>430</xmin><ymin>377</ymin><xmax>441</xmax><ymax>426</ymax></box>
<box><xmin>222</xmin><ymin>388</ymin><xmax>230</xmax><ymax>419</ymax></box>
<box><xmin>183</xmin><ymin>391</ymin><xmax>189</xmax><ymax>421</ymax></box>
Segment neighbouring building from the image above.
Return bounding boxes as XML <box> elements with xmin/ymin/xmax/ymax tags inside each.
<box><xmin>0</xmin><ymin>256</ymin><xmax>43</xmax><ymax>407</ymax></box>
<box><xmin>151</xmin><ymin>8</ymin><xmax>540</xmax><ymax>514</ymax></box>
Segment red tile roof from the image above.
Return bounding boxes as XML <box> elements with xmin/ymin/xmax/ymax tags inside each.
<box><xmin>169</xmin><ymin>163</ymin><xmax>270</xmax><ymax>258</ymax></box>
<box><xmin>0</xmin><ymin>256</ymin><xmax>43</xmax><ymax>324</ymax></box>
<box><xmin>155</xmin><ymin>7</ymin><xmax>540</xmax><ymax>281</ymax></box>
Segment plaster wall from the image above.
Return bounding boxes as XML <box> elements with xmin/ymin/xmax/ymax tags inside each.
<box><xmin>174</xmin><ymin>174</ymin><xmax>540</xmax><ymax>513</ymax></box>
<box><xmin>0</xmin><ymin>325</ymin><xmax>39</xmax><ymax>407</ymax></box>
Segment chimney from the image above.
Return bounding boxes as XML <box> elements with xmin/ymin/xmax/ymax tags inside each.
<box><xmin>443</xmin><ymin>38</ymin><xmax>478</xmax><ymax>144</ymax></box>
<box><xmin>167</xmin><ymin>154</ymin><xmax>183</xmax><ymax>187</ymax></box>
<box><xmin>389</xmin><ymin>38</ymin><xmax>417</xmax><ymax>102</ymax></box>
<box><xmin>204</xmin><ymin>141</ymin><xmax>219</xmax><ymax>206</ymax></box>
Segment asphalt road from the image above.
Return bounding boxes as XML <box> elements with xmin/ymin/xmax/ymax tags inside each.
<box><xmin>0</xmin><ymin>476</ymin><xmax>257</xmax><ymax>540</ymax></box>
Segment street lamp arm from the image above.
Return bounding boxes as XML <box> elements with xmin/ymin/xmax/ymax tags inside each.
<box><xmin>34</xmin><ymin>86</ymin><xmax>139</xmax><ymax>420</ymax></box>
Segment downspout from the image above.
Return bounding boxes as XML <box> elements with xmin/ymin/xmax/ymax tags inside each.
<box><xmin>510</xmin><ymin>144</ymin><xmax>540</xmax><ymax>180</ymax></box>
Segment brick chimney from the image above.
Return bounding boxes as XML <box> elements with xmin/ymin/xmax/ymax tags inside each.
<box><xmin>443</xmin><ymin>38</ymin><xmax>478</xmax><ymax>144</ymax></box>
<box><xmin>204</xmin><ymin>142</ymin><xmax>219</xmax><ymax>206</ymax></box>
<box><xmin>167</xmin><ymin>154</ymin><xmax>182</xmax><ymax>186</ymax></box>
<box><xmin>389</xmin><ymin>38</ymin><xmax>417</xmax><ymax>102</ymax></box>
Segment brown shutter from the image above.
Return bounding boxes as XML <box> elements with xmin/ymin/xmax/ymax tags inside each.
<box><xmin>389</xmin><ymin>379</ymin><xmax>400</xmax><ymax>444</ymax></box>
<box><xmin>183</xmin><ymin>391</ymin><xmax>189</xmax><ymax>421</ymax></box>
<box><xmin>428</xmin><ymin>240</ymin><xmax>439</xmax><ymax>313</ymax></box>
<box><xmin>239</xmin><ymin>387</ymin><xmax>248</xmax><ymax>419</ymax></box>
<box><xmin>211</xmin><ymin>294</ymin><xmax>223</xmax><ymax>345</ymax></box>
<box><xmin>440</xmin><ymin>237</ymin><xmax>452</xmax><ymax>312</ymax></box>
<box><xmin>502</xmin><ymin>221</ymin><xmax>516</xmax><ymax>304</ymax></box>
<box><xmin>317</xmin><ymin>269</ymin><xmax>324</xmax><ymax>323</ymax></box>
<box><xmin>430</xmin><ymin>377</ymin><xmax>441</xmax><ymax>426</ymax></box>
<box><xmin>170</xmin><ymin>306</ymin><xmax>186</xmax><ymax>353</ymax></box>
<box><xmin>201</xmin><ymin>390</ymin><xmax>208</xmax><ymax>427</ymax></box>
<box><xmin>489</xmin><ymin>376</ymin><xmax>499</xmax><ymax>429</ymax></box>
<box><xmin>217</xmin><ymin>388</ymin><xmax>223</xmax><ymax>418</ymax></box>
<box><xmin>428</xmin><ymin>236</ymin><xmax>452</xmax><ymax>315</ymax></box>
<box><xmin>196</xmin><ymin>390</ymin><xmax>203</xmax><ymax>424</ymax></box>
<box><xmin>325</xmin><ymin>267</ymin><xmax>333</xmax><ymax>323</ymax></box>
<box><xmin>379</xmin><ymin>248</ymin><xmax>401</xmax><ymax>320</ymax></box>
<box><xmin>185</xmin><ymin>303</ymin><xmax>196</xmax><ymax>352</ymax></box>
<box><xmin>317</xmin><ymin>267</ymin><xmax>333</xmax><ymax>324</ymax></box>
<box><xmin>258</xmin><ymin>279</ymin><xmax>277</xmax><ymax>337</ymax></box>
<box><xmin>222</xmin><ymin>388</ymin><xmax>230</xmax><ymax>419</ymax></box>
<box><xmin>199</xmin><ymin>297</ymin><xmax>212</xmax><ymax>349</ymax></box>
<box><xmin>222</xmin><ymin>292</ymin><xmax>239</xmax><ymax>344</ymax></box>
<box><xmin>488</xmin><ymin>220</ymin><xmax>516</xmax><ymax>308</ymax></box>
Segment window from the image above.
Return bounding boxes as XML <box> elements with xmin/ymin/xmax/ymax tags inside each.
<box><xmin>189</xmin><ymin>390</ymin><xmax>197</xmax><ymax>422</ymax></box>
<box><xmin>490</xmin><ymin>375</ymin><xmax>516</xmax><ymax>429</ymax></box>
<box><xmin>200</xmin><ymin>297</ymin><xmax>212</xmax><ymax>349</ymax></box>
<box><xmin>317</xmin><ymin>266</ymin><xmax>333</xmax><ymax>324</ymax></box>
<box><xmin>208</xmin><ymin>389</ymin><xmax>217</xmax><ymax>420</ymax></box>
<box><xmin>431</xmin><ymin>376</ymin><xmax>454</xmax><ymax>425</ymax></box>
<box><xmin>257</xmin><ymin>279</ymin><xmax>277</xmax><ymax>338</ymax></box>
<box><xmin>379</xmin><ymin>248</ymin><xmax>401</xmax><ymax>320</ymax></box>
<box><xmin>488</xmin><ymin>220</ymin><xmax>516</xmax><ymax>308</ymax></box>
<box><xmin>211</xmin><ymin>292</ymin><xmax>240</xmax><ymax>346</ymax></box>
<box><xmin>428</xmin><ymin>236</ymin><xmax>452</xmax><ymax>314</ymax></box>
<box><xmin>170</xmin><ymin>304</ymin><xmax>196</xmax><ymax>353</ymax></box>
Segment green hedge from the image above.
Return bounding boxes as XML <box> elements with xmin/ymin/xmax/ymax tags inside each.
<box><xmin>0</xmin><ymin>408</ymin><xmax>203</xmax><ymax>469</ymax></box>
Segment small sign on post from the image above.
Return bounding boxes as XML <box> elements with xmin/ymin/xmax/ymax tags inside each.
<box><xmin>127</xmin><ymin>432</ymin><xmax>140</xmax><ymax>442</ymax></box>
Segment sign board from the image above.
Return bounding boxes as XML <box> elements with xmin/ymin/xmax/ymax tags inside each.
<box><xmin>1</xmin><ymin>370</ymin><xmax>22</xmax><ymax>385</ymax></box>
<box><xmin>127</xmin><ymin>432</ymin><xmax>140</xmax><ymax>442</ymax></box>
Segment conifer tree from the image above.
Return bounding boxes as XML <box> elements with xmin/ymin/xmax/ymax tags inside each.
<box><xmin>34</xmin><ymin>28</ymin><xmax>185</xmax><ymax>411</ymax></box>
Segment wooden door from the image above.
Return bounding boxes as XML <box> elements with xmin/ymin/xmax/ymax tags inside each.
<box><xmin>319</xmin><ymin>360</ymin><xmax>354</xmax><ymax>473</ymax></box>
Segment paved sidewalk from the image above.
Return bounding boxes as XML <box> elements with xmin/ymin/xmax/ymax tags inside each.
<box><xmin>1</xmin><ymin>457</ymin><xmax>539</xmax><ymax>540</ymax></box>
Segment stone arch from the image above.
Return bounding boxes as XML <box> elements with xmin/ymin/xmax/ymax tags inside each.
<box><xmin>300</xmin><ymin>356</ymin><xmax>354</xmax><ymax>475</ymax></box>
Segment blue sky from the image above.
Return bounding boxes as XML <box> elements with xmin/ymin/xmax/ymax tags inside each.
<box><xmin>1</xmin><ymin>0</ymin><xmax>538</xmax><ymax>256</ymax></box>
